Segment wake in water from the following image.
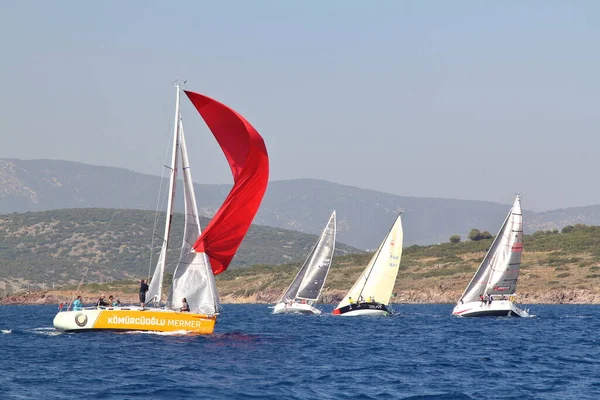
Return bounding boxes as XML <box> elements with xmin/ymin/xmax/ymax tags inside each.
<box><xmin>1</xmin><ymin>329</ymin><xmax>11</xmax><ymax>334</ymax></box>
<box><xmin>31</xmin><ymin>327</ymin><xmax>62</xmax><ymax>336</ymax></box>
<box><xmin>121</xmin><ymin>330</ymin><xmax>192</xmax><ymax>336</ymax></box>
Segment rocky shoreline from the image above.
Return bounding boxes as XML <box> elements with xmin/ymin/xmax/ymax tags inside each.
<box><xmin>3</xmin><ymin>288</ymin><xmax>600</xmax><ymax>306</ymax></box>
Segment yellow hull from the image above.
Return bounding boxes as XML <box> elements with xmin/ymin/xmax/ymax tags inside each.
<box><xmin>53</xmin><ymin>308</ymin><xmax>217</xmax><ymax>334</ymax></box>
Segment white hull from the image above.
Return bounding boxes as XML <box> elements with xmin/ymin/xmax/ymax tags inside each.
<box><xmin>452</xmin><ymin>300</ymin><xmax>530</xmax><ymax>318</ymax></box>
<box><xmin>272</xmin><ymin>302</ymin><xmax>321</xmax><ymax>315</ymax></box>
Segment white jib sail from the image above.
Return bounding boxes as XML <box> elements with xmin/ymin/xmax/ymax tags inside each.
<box><xmin>458</xmin><ymin>195</ymin><xmax>522</xmax><ymax>303</ymax></box>
<box><xmin>485</xmin><ymin>195</ymin><xmax>523</xmax><ymax>296</ymax></box>
<box><xmin>278</xmin><ymin>210</ymin><xmax>337</xmax><ymax>303</ymax></box>
<box><xmin>146</xmin><ymin>85</ymin><xmax>181</xmax><ymax>304</ymax></box>
<box><xmin>335</xmin><ymin>213</ymin><xmax>403</xmax><ymax>309</ymax></box>
<box><xmin>168</xmin><ymin>118</ymin><xmax>220</xmax><ymax>314</ymax></box>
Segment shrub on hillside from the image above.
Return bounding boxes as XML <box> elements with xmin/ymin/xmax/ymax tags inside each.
<box><xmin>561</xmin><ymin>225</ymin><xmax>574</xmax><ymax>234</ymax></box>
<box><xmin>469</xmin><ymin>229</ymin><xmax>482</xmax><ymax>241</ymax></box>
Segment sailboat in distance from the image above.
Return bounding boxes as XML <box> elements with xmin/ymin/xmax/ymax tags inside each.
<box><xmin>452</xmin><ymin>195</ymin><xmax>530</xmax><ymax>318</ymax></box>
<box><xmin>333</xmin><ymin>213</ymin><xmax>403</xmax><ymax>316</ymax></box>
<box><xmin>53</xmin><ymin>84</ymin><xmax>269</xmax><ymax>333</ymax></box>
<box><xmin>273</xmin><ymin>211</ymin><xmax>336</xmax><ymax>315</ymax></box>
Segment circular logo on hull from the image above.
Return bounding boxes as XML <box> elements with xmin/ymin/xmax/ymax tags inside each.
<box><xmin>75</xmin><ymin>313</ymin><xmax>88</xmax><ymax>327</ymax></box>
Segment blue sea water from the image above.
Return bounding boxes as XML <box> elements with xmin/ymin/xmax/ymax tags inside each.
<box><xmin>1</xmin><ymin>304</ymin><xmax>600</xmax><ymax>400</ymax></box>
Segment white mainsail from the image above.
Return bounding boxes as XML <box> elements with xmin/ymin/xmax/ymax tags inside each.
<box><xmin>146</xmin><ymin>86</ymin><xmax>181</xmax><ymax>304</ymax></box>
<box><xmin>335</xmin><ymin>214</ymin><xmax>403</xmax><ymax>309</ymax></box>
<box><xmin>146</xmin><ymin>85</ymin><xmax>219</xmax><ymax>314</ymax></box>
<box><xmin>278</xmin><ymin>211</ymin><xmax>336</xmax><ymax>303</ymax></box>
<box><xmin>458</xmin><ymin>195</ymin><xmax>523</xmax><ymax>304</ymax></box>
<box><xmin>168</xmin><ymin>119</ymin><xmax>220</xmax><ymax>314</ymax></box>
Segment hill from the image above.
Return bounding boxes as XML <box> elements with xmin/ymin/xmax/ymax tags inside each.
<box><xmin>5</xmin><ymin>224</ymin><xmax>600</xmax><ymax>305</ymax></box>
<box><xmin>212</xmin><ymin>224</ymin><xmax>600</xmax><ymax>304</ymax></box>
<box><xmin>0</xmin><ymin>208</ymin><xmax>360</xmax><ymax>293</ymax></box>
<box><xmin>3</xmin><ymin>158</ymin><xmax>600</xmax><ymax>249</ymax></box>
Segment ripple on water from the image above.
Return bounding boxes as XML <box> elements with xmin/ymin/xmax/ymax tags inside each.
<box><xmin>1</xmin><ymin>304</ymin><xmax>600</xmax><ymax>400</ymax></box>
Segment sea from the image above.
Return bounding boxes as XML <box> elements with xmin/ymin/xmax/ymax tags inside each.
<box><xmin>1</xmin><ymin>304</ymin><xmax>599</xmax><ymax>400</ymax></box>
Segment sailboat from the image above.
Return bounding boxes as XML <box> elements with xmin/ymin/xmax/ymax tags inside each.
<box><xmin>452</xmin><ymin>195</ymin><xmax>530</xmax><ymax>318</ymax></box>
<box><xmin>273</xmin><ymin>211</ymin><xmax>336</xmax><ymax>315</ymax></box>
<box><xmin>53</xmin><ymin>84</ymin><xmax>269</xmax><ymax>333</ymax></box>
<box><xmin>333</xmin><ymin>213</ymin><xmax>403</xmax><ymax>316</ymax></box>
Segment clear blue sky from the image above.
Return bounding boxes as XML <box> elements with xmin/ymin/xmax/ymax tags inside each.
<box><xmin>1</xmin><ymin>1</ymin><xmax>598</xmax><ymax>210</ymax></box>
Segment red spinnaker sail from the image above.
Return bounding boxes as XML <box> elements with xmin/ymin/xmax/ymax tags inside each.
<box><xmin>185</xmin><ymin>90</ymin><xmax>269</xmax><ymax>275</ymax></box>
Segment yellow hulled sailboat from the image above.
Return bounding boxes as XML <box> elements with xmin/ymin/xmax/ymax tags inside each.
<box><xmin>53</xmin><ymin>84</ymin><xmax>269</xmax><ymax>333</ymax></box>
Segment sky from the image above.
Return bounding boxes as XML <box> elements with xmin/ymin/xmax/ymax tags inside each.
<box><xmin>1</xmin><ymin>0</ymin><xmax>599</xmax><ymax>211</ymax></box>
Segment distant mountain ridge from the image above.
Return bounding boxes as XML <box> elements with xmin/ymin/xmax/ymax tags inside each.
<box><xmin>2</xmin><ymin>158</ymin><xmax>600</xmax><ymax>248</ymax></box>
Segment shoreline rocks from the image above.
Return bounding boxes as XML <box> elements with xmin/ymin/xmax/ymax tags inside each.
<box><xmin>3</xmin><ymin>288</ymin><xmax>600</xmax><ymax>306</ymax></box>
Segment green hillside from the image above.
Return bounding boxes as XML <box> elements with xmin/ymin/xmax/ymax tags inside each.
<box><xmin>214</xmin><ymin>224</ymin><xmax>600</xmax><ymax>303</ymax></box>
<box><xmin>0</xmin><ymin>208</ymin><xmax>360</xmax><ymax>290</ymax></box>
<box><xmin>5</xmin><ymin>223</ymin><xmax>600</xmax><ymax>304</ymax></box>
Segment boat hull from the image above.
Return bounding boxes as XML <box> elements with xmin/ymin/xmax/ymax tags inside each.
<box><xmin>452</xmin><ymin>300</ymin><xmax>530</xmax><ymax>318</ymax></box>
<box><xmin>272</xmin><ymin>302</ymin><xmax>320</xmax><ymax>315</ymax></box>
<box><xmin>332</xmin><ymin>302</ymin><xmax>391</xmax><ymax>316</ymax></box>
<box><xmin>53</xmin><ymin>307</ymin><xmax>217</xmax><ymax>334</ymax></box>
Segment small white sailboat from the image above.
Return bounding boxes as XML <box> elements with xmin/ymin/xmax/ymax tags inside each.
<box><xmin>53</xmin><ymin>84</ymin><xmax>269</xmax><ymax>333</ymax></box>
<box><xmin>452</xmin><ymin>195</ymin><xmax>530</xmax><ymax>318</ymax></box>
<box><xmin>273</xmin><ymin>211</ymin><xmax>336</xmax><ymax>315</ymax></box>
<box><xmin>333</xmin><ymin>213</ymin><xmax>403</xmax><ymax>316</ymax></box>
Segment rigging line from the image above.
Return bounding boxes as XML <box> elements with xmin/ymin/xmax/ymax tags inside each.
<box><xmin>69</xmin><ymin>209</ymin><xmax>120</xmax><ymax>308</ymax></box>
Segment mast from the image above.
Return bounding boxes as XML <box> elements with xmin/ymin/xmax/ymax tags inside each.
<box><xmin>146</xmin><ymin>84</ymin><xmax>181</xmax><ymax>304</ymax></box>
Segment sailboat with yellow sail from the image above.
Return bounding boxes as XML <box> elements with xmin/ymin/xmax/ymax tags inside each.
<box><xmin>53</xmin><ymin>84</ymin><xmax>269</xmax><ymax>333</ymax></box>
<box><xmin>332</xmin><ymin>213</ymin><xmax>403</xmax><ymax>316</ymax></box>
